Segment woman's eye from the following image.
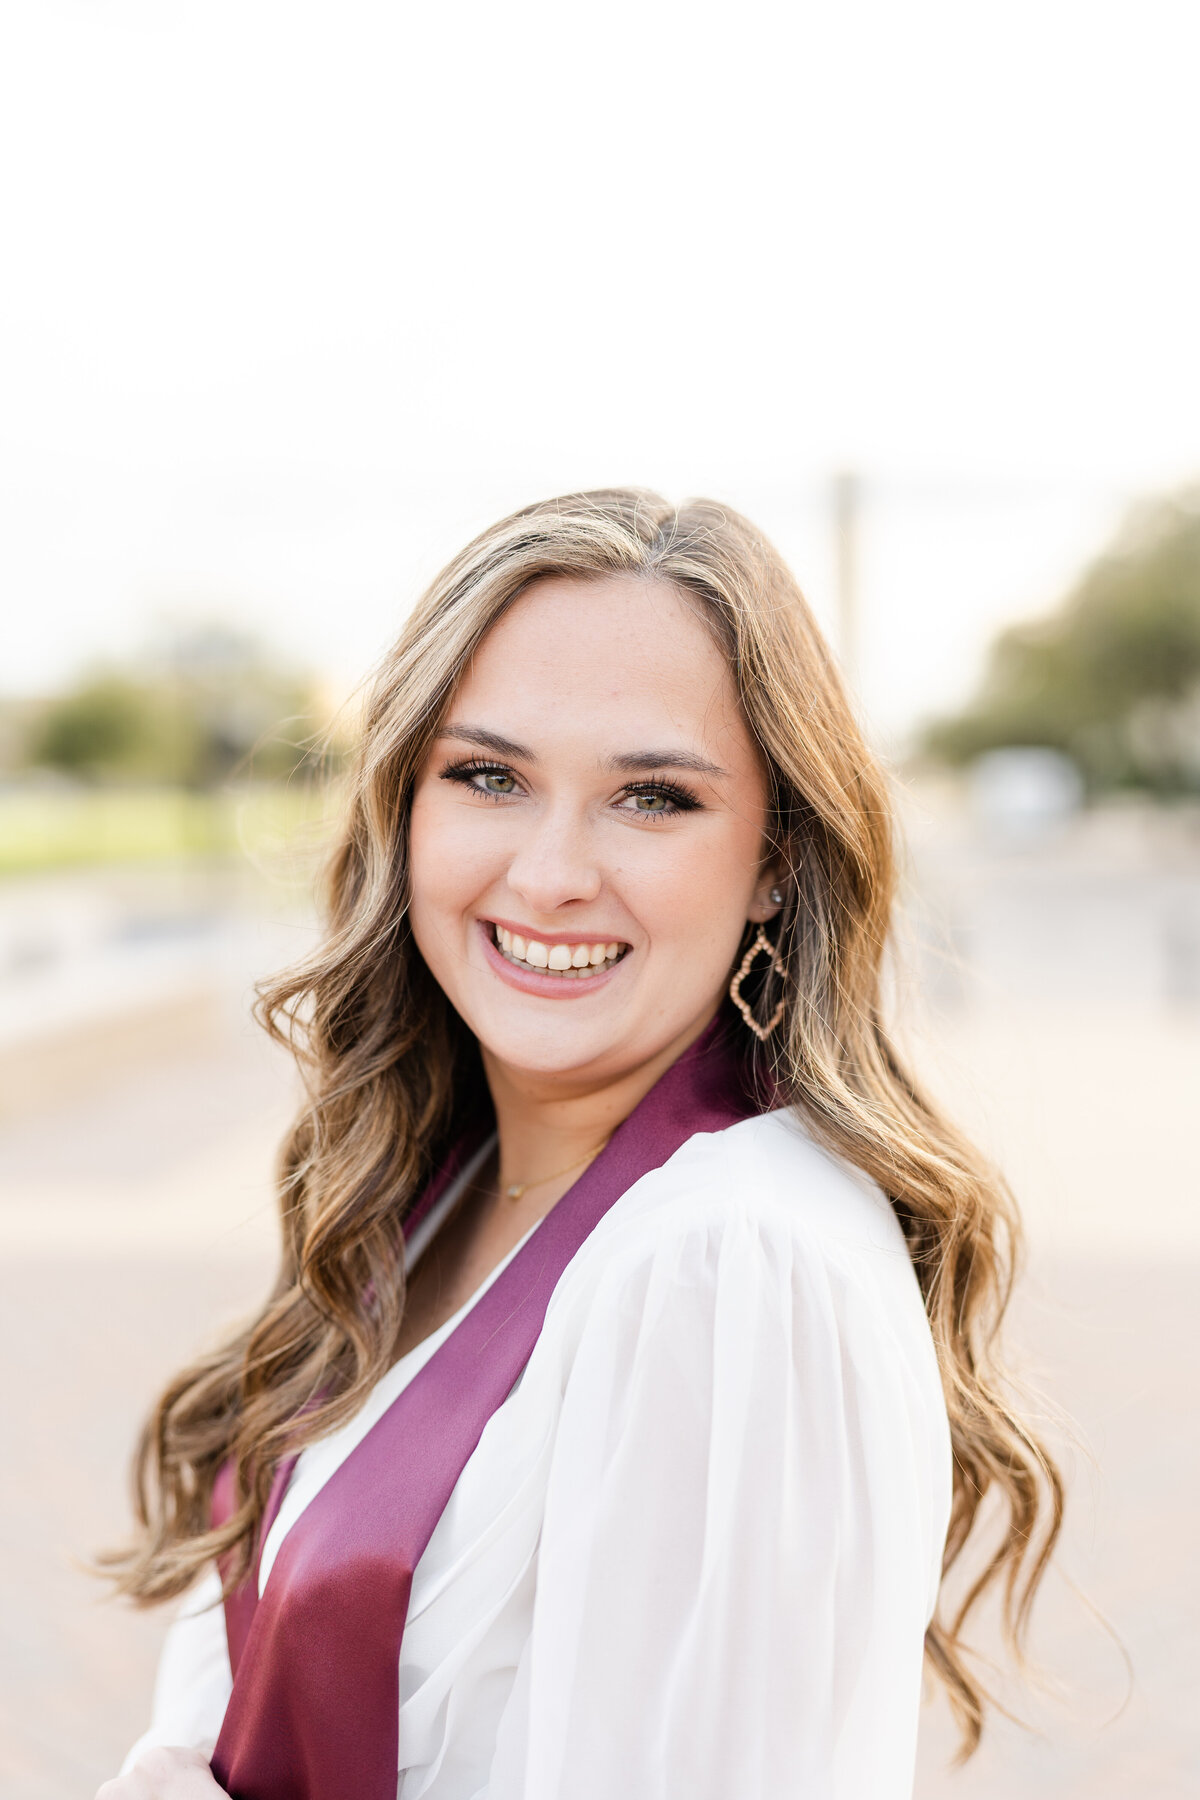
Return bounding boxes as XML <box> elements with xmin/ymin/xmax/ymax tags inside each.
<box><xmin>618</xmin><ymin>782</ymin><xmax>699</xmax><ymax>819</ymax></box>
<box><xmin>439</xmin><ymin>760</ymin><xmax>521</xmax><ymax>799</ymax></box>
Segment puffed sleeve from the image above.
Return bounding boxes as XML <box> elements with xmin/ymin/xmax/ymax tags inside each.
<box><xmin>483</xmin><ymin>1150</ymin><xmax>950</xmax><ymax>1800</ymax></box>
<box><xmin>117</xmin><ymin>1563</ymin><xmax>232</xmax><ymax>1774</ymax></box>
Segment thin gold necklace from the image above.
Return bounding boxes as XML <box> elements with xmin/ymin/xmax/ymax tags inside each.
<box><xmin>500</xmin><ymin>1135</ymin><xmax>612</xmax><ymax>1202</ymax></box>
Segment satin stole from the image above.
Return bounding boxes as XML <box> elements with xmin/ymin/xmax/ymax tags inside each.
<box><xmin>210</xmin><ymin>1015</ymin><xmax>758</xmax><ymax>1800</ymax></box>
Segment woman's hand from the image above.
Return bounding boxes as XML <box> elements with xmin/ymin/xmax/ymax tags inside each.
<box><xmin>96</xmin><ymin>1746</ymin><xmax>225</xmax><ymax>1798</ymax></box>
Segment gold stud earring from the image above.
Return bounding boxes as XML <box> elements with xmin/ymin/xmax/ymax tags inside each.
<box><xmin>729</xmin><ymin>926</ymin><xmax>785</xmax><ymax>1041</ymax></box>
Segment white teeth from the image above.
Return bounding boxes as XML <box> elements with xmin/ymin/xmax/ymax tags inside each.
<box><xmin>493</xmin><ymin>926</ymin><xmax>627</xmax><ymax>976</ymax></box>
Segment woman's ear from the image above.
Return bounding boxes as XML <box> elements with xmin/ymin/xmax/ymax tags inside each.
<box><xmin>747</xmin><ymin>866</ymin><xmax>787</xmax><ymax>925</ymax></box>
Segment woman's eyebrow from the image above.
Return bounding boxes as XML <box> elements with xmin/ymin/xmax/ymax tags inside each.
<box><xmin>437</xmin><ymin>726</ymin><xmax>727</xmax><ymax>781</ymax></box>
<box><xmin>438</xmin><ymin>725</ymin><xmax>536</xmax><ymax>760</ymax></box>
<box><xmin>605</xmin><ymin>749</ymin><xmax>728</xmax><ymax>779</ymax></box>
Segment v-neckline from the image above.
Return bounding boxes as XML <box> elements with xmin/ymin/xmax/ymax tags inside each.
<box><xmin>404</xmin><ymin>1131</ymin><xmax>497</xmax><ymax>1272</ymax></box>
<box><xmin>395</xmin><ymin>1202</ymin><xmax>540</xmax><ymax>1373</ymax></box>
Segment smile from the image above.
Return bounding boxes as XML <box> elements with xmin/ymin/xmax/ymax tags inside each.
<box><xmin>489</xmin><ymin>923</ymin><xmax>629</xmax><ymax>979</ymax></box>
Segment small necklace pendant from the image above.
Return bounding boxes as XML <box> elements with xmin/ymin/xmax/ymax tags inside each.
<box><xmin>503</xmin><ymin>1182</ymin><xmax>527</xmax><ymax>1202</ymax></box>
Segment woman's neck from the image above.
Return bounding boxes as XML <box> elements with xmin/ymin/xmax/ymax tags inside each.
<box><xmin>480</xmin><ymin>1006</ymin><xmax>719</xmax><ymax>1209</ymax></box>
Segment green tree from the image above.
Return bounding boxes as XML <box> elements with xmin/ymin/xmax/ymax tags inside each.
<box><xmin>29</xmin><ymin>676</ymin><xmax>192</xmax><ymax>782</ymax></box>
<box><xmin>922</xmin><ymin>487</ymin><xmax>1200</xmax><ymax>794</ymax></box>
<box><xmin>25</xmin><ymin>625</ymin><xmax>329</xmax><ymax>788</ymax></box>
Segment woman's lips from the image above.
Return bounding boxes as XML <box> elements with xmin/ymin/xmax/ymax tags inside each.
<box><xmin>477</xmin><ymin>919</ymin><xmax>629</xmax><ymax>999</ymax></box>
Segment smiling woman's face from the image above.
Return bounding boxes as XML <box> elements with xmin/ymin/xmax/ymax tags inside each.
<box><xmin>408</xmin><ymin>574</ymin><xmax>780</xmax><ymax>1090</ymax></box>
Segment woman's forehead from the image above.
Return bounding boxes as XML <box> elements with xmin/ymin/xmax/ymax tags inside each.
<box><xmin>443</xmin><ymin>575</ymin><xmax>758</xmax><ymax>774</ymax></box>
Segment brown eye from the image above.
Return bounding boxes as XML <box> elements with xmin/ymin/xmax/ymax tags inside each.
<box><xmin>633</xmin><ymin>793</ymin><xmax>668</xmax><ymax>812</ymax></box>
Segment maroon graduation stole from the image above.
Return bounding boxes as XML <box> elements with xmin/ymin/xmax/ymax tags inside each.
<box><xmin>209</xmin><ymin>1015</ymin><xmax>758</xmax><ymax>1800</ymax></box>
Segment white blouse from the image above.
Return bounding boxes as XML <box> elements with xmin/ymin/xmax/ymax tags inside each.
<box><xmin>121</xmin><ymin>1108</ymin><xmax>953</xmax><ymax>1799</ymax></box>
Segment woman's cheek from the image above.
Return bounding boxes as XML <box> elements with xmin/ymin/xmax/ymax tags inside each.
<box><xmin>670</xmin><ymin>825</ymin><xmax>755</xmax><ymax>918</ymax></box>
<box><xmin>411</xmin><ymin>795</ymin><xmax>498</xmax><ymax>909</ymax></box>
<box><xmin>628</xmin><ymin>838</ymin><xmax>746</xmax><ymax>963</ymax></box>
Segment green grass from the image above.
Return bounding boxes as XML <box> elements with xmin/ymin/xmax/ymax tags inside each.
<box><xmin>0</xmin><ymin>782</ymin><xmax>341</xmax><ymax>876</ymax></box>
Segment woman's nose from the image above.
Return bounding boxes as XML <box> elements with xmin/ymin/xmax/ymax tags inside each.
<box><xmin>504</xmin><ymin>805</ymin><xmax>603</xmax><ymax>912</ymax></box>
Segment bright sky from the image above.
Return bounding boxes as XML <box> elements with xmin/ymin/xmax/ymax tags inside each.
<box><xmin>3</xmin><ymin>0</ymin><xmax>1198</xmax><ymax>744</ymax></box>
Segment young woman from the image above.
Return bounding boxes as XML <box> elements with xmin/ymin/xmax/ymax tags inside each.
<box><xmin>99</xmin><ymin>489</ymin><xmax>1061</xmax><ymax>1800</ymax></box>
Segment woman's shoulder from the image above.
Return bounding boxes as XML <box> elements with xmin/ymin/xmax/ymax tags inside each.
<box><xmin>546</xmin><ymin>1105</ymin><xmax>929</xmax><ymax>1346</ymax></box>
<box><xmin>528</xmin><ymin>1105</ymin><xmax>951</xmax><ymax>1529</ymax></box>
<box><xmin>589</xmin><ymin>1105</ymin><xmax>909</xmax><ymax>1261</ymax></box>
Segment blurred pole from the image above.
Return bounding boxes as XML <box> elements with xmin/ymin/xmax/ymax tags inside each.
<box><xmin>832</xmin><ymin>469</ymin><xmax>861</xmax><ymax>693</ymax></box>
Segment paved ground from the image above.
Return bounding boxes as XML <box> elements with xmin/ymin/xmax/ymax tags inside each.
<box><xmin>915</xmin><ymin>1252</ymin><xmax>1198</xmax><ymax>1797</ymax></box>
<box><xmin>2</xmin><ymin>822</ymin><xmax>1198</xmax><ymax>1797</ymax></box>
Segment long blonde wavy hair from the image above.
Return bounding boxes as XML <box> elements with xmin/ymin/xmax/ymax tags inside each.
<box><xmin>104</xmin><ymin>488</ymin><xmax>1063</xmax><ymax>1756</ymax></box>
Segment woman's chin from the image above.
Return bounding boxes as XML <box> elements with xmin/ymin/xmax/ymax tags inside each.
<box><xmin>476</xmin><ymin>1020</ymin><xmax>631</xmax><ymax>1083</ymax></box>
<box><xmin>462</xmin><ymin>990</ymin><xmax>643</xmax><ymax>1084</ymax></box>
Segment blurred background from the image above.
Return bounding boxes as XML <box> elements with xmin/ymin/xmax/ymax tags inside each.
<box><xmin>2</xmin><ymin>3</ymin><xmax>1197</xmax><ymax>1795</ymax></box>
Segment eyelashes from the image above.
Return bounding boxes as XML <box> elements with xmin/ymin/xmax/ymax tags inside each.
<box><xmin>440</xmin><ymin>758</ymin><xmax>520</xmax><ymax>799</ymax></box>
<box><xmin>438</xmin><ymin>758</ymin><xmax>702</xmax><ymax>819</ymax></box>
<box><xmin>620</xmin><ymin>778</ymin><xmax>703</xmax><ymax>816</ymax></box>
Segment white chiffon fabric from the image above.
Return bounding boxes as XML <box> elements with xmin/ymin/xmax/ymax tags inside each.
<box><xmin>121</xmin><ymin>1108</ymin><xmax>953</xmax><ymax>1798</ymax></box>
